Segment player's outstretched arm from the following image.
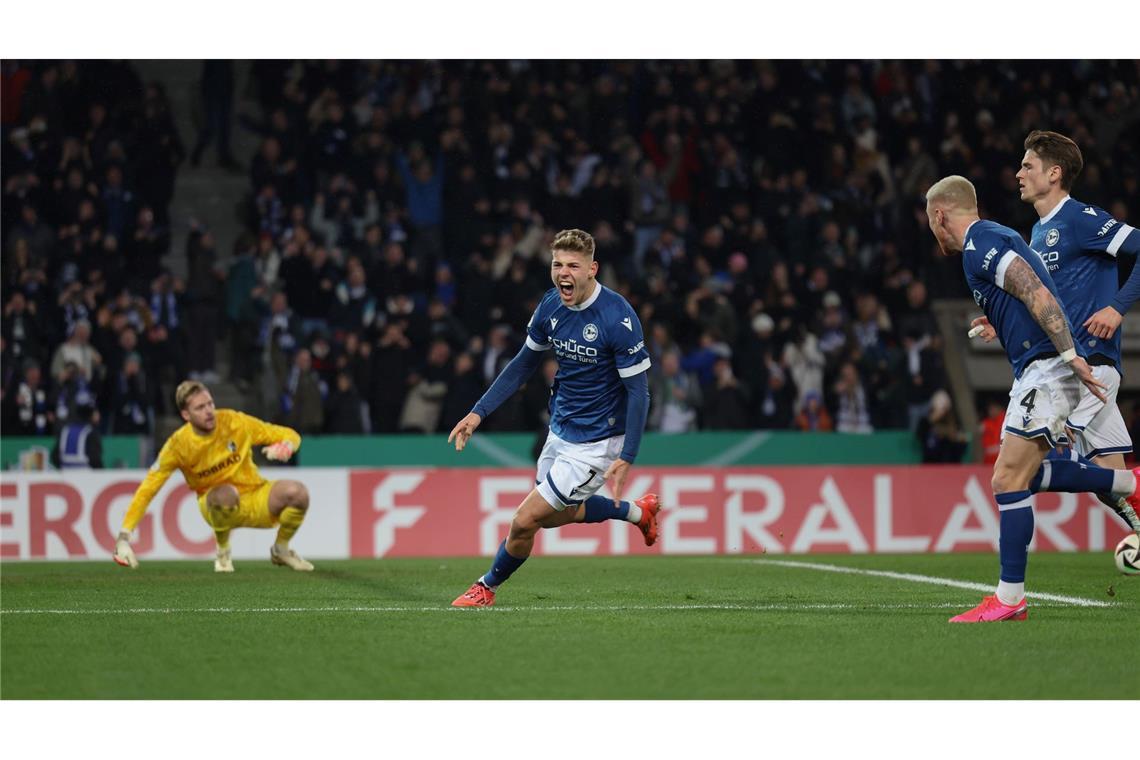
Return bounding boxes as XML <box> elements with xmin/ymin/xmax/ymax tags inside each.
<box><xmin>1002</xmin><ymin>256</ymin><xmax>1107</xmax><ymax>402</ymax></box>
<box><xmin>448</xmin><ymin>412</ymin><xmax>482</xmax><ymax>452</ymax></box>
<box><xmin>463</xmin><ymin>345</ymin><xmax>545</xmax><ymax>432</ymax></box>
<box><xmin>114</xmin><ymin>442</ymin><xmax>180</xmax><ymax>568</ymax></box>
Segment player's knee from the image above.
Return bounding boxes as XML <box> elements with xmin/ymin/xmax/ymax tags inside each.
<box><xmin>282</xmin><ymin>481</ymin><xmax>309</xmax><ymax>509</ymax></box>
<box><xmin>206</xmin><ymin>484</ymin><xmax>239</xmax><ymax>508</ymax></box>
<box><xmin>991</xmin><ymin>466</ymin><xmax>1026</xmax><ymax>495</ymax></box>
<box><xmin>509</xmin><ymin>512</ymin><xmax>540</xmax><ymax>538</ymax></box>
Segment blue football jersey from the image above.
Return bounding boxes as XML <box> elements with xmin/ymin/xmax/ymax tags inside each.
<box><xmin>1030</xmin><ymin>196</ymin><xmax>1138</xmax><ymax>374</ymax></box>
<box><xmin>525</xmin><ymin>284</ymin><xmax>651</xmax><ymax>443</ymax></box>
<box><xmin>962</xmin><ymin>219</ymin><xmax>1082</xmax><ymax>378</ymax></box>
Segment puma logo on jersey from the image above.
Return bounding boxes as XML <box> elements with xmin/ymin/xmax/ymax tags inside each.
<box><xmin>621</xmin><ymin>317</ymin><xmax>633</xmax><ymax>331</ymax></box>
<box><xmin>550</xmin><ymin>317</ymin><xmax>558</xmax><ymax>329</ymax></box>
<box><xmin>965</xmin><ymin>239</ymin><xmax>975</xmax><ymax>251</ymax></box>
<box><xmin>1083</xmin><ymin>207</ymin><xmax>1097</xmax><ymax>216</ymax></box>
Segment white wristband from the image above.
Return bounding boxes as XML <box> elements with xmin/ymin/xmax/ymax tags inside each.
<box><xmin>1060</xmin><ymin>349</ymin><xmax>1077</xmax><ymax>363</ymax></box>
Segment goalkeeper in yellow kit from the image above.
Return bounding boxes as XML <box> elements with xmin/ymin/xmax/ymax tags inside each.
<box><xmin>113</xmin><ymin>380</ymin><xmax>315</xmax><ymax>572</ymax></box>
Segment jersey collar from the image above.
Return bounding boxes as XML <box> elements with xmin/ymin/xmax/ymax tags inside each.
<box><xmin>963</xmin><ymin>218</ymin><xmax>980</xmax><ymax>245</ymax></box>
<box><xmin>1038</xmin><ymin>194</ymin><xmax>1071</xmax><ymax>225</ymax></box>
<box><xmin>567</xmin><ymin>280</ymin><xmax>603</xmax><ymax>311</ymax></box>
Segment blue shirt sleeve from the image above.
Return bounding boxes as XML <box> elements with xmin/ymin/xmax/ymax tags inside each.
<box><xmin>610</xmin><ymin>301</ymin><xmax>651</xmax><ymax>378</ymax></box>
<box><xmin>1108</xmin><ymin>228</ymin><xmax>1140</xmax><ymax>315</ymax></box>
<box><xmin>619</xmin><ymin>371</ymin><xmax>649</xmax><ymax>463</ymax></box>
<box><xmin>525</xmin><ymin>292</ymin><xmax>553</xmax><ymax>350</ymax></box>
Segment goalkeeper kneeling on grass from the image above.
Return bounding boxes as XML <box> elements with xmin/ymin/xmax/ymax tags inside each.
<box><xmin>113</xmin><ymin>380</ymin><xmax>315</xmax><ymax>573</ymax></box>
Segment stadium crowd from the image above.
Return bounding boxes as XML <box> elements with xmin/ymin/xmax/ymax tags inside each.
<box><xmin>4</xmin><ymin>60</ymin><xmax>1140</xmax><ymax>451</ymax></box>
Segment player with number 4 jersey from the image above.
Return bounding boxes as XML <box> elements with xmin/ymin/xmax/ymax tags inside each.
<box><xmin>927</xmin><ymin>175</ymin><xmax>1140</xmax><ymax>623</ymax></box>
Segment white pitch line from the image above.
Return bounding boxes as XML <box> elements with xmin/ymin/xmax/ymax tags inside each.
<box><xmin>746</xmin><ymin>558</ymin><xmax>1113</xmax><ymax>608</ymax></box>
<box><xmin>0</xmin><ymin>601</ymin><xmax>1094</xmax><ymax>615</ymax></box>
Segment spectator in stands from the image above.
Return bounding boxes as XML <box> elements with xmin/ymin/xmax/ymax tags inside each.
<box><xmin>108</xmin><ymin>351</ymin><xmax>150</xmax><ymax>434</ymax></box>
<box><xmin>3</xmin><ymin>291</ymin><xmax>46</xmax><ymax>365</ymax></box>
<box><xmin>794</xmin><ymin>389</ymin><xmax>834</xmax><ymax>432</ymax></box>
<box><xmin>324</xmin><ymin>370</ymin><xmax>369</xmax><ymax>434</ymax></box>
<box><xmin>330</xmin><ymin>257</ymin><xmax>378</xmax><ymax>334</ymax></box>
<box><xmin>7</xmin><ymin>359</ymin><xmax>51</xmax><ymax>435</ymax></box>
<box><xmin>190</xmin><ymin>61</ymin><xmax>239</xmax><ymax>170</ymax></box>
<box><xmin>441</xmin><ymin>351</ymin><xmax>485</xmax><ymax>437</ymax></box>
<box><xmin>369</xmin><ymin>322</ymin><xmax>413</xmax><ymax>433</ymax></box>
<box><xmin>49</xmin><ymin>319</ymin><xmax>100</xmax><ymax>387</ymax></box>
<box><xmin>702</xmin><ymin>357</ymin><xmax>752</xmax><ymax>430</ymax></box>
<box><xmin>833</xmin><ymin>360</ymin><xmax>873</xmax><ymax>433</ymax></box>
<box><xmin>976</xmin><ymin>397</ymin><xmax>1006</xmax><ymax>465</ymax></box>
<box><xmin>50</xmin><ymin>392</ymin><xmax>103</xmax><ymax>469</ymax></box>
<box><xmin>917</xmin><ymin>389</ymin><xmax>967</xmax><ymax>463</ymax></box>
<box><xmin>394</xmin><ymin>144</ymin><xmax>445</xmax><ymax>268</ymax></box>
<box><xmin>185</xmin><ymin>224</ymin><xmax>223</xmax><ymax>381</ymax></box>
<box><xmin>755</xmin><ymin>358</ymin><xmax>797</xmax><ymax>430</ymax></box>
<box><xmin>649</xmin><ymin>349</ymin><xmax>701</xmax><ymax>433</ymax></box>
<box><xmin>399</xmin><ymin>338</ymin><xmax>451</xmax><ymax>433</ymax></box>
<box><xmin>279</xmin><ymin>347</ymin><xmax>324</xmax><ymax>434</ymax></box>
<box><xmin>782</xmin><ymin>324</ymin><xmax>825</xmax><ymax>414</ymax></box>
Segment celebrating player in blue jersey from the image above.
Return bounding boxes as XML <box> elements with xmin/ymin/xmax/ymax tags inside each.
<box><xmin>1019</xmin><ymin>130</ymin><xmax>1140</xmax><ymax>536</ymax></box>
<box><xmin>971</xmin><ymin>131</ymin><xmax>1140</xmax><ymax>537</ymax></box>
<box><xmin>447</xmin><ymin>228</ymin><xmax>659</xmax><ymax>607</ymax></box>
<box><xmin>926</xmin><ymin>175</ymin><xmax>1140</xmax><ymax>623</ymax></box>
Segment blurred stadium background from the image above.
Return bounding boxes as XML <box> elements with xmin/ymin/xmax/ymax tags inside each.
<box><xmin>3</xmin><ymin>60</ymin><xmax>1139</xmax><ymax>563</ymax></box>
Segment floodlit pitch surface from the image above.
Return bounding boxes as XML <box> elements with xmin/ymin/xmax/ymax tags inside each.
<box><xmin>2</xmin><ymin>554</ymin><xmax>1135</xmax><ymax>699</ymax></box>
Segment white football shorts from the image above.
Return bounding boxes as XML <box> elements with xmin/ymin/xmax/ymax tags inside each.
<box><xmin>534</xmin><ymin>430</ymin><xmax>626</xmax><ymax>511</ymax></box>
<box><xmin>1065</xmin><ymin>364</ymin><xmax>1132</xmax><ymax>459</ymax></box>
<box><xmin>1002</xmin><ymin>355</ymin><xmax>1081</xmax><ymax>448</ymax></box>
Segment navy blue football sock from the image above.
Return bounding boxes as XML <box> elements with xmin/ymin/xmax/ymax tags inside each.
<box><xmin>583</xmin><ymin>494</ymin><xmax>631</xmax><ymax>523</ymax></box>
<box><xmin>1029</xmin><ymin>448</ymin><xmax>1115</xmax><ymax>494</ymax></box>
<box><xmin>481</xmin><ymin>540</ymin><xmax>527</xmax><ymax>588</ymax></box>
<box><xmin>996</xmin><ymin>490</ymin><xmax>1034</xmax><ymax>583</ymax></box>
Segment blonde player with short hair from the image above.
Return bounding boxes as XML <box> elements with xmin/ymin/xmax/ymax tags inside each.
<box><xmin>113</xmin><ymin>380</ymin><xmax>315</xmax><ymax>572</ymax></box>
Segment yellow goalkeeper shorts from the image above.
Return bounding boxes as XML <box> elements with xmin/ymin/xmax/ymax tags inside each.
<box><xmin>197</xmin><ymin>480</ymin><xmax>277</xmax><ymax>530</ymax></box>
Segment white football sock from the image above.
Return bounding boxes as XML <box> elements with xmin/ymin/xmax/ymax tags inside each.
<box><xmin>625</xmin><ymin>502</ymin><xmax>642</xmax><ymax>524</ymax></box>
<box><xmin>995</xmin><ymin>580</ymin><xmax>1025</xmax><ymax>606</ymax></box>
<box><xmin>1110</xmin><ymin>470</ymin><xmax>1135</xmax><ymax>498</ymax></box>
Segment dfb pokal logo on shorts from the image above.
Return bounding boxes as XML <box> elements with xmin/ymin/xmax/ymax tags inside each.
<box><xmin>583</xmin><ymin>323</ymin><xmax>599</xmax><ymax>342</ymax></box>
<box><xmin>1045</xmin><ymin>228</ymin><xmax>1060</xmax><ymax>247</ymax></box>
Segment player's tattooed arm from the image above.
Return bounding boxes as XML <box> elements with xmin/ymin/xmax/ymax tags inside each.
<box><xmin>1001</xmin><ymin>255</ymin><xmax>1075</xmax><ymax>355</ymax></box>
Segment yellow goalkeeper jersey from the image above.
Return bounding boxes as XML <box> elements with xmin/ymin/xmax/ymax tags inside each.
<box><xmin>121</xmin><ymin>409</ymin><xmax>301</xmax><ymax>532</ymax></box>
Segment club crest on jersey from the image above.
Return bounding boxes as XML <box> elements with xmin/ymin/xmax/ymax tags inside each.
<box><xmin>1045</xmin><ymin>228</ymin><xmax>1060</xmax><ymax>247</ymax></box>
<box><xmin>583</xmin><ymin>323</ymin><xmax>599</xmax><ymax>342</ymax></box>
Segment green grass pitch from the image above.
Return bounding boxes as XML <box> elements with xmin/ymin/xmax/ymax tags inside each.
<box><xmin>2</xmin><ymin>552</ymin><xmax>1135</xmax><ymax>699</ymax></box>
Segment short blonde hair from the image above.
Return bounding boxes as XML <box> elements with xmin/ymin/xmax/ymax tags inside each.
<box><xmin>175</xmin><ymin>380</ymin><xmax>209</xmax><ymax>411</ymax></box>
<box><xmin>551</xmin><ymin>228</ymin><xmax>595</xmax><ymax>258</ymax></box>
<box><xmin>925</xmin><ymin>175</ymin><xmax>978</xmax><ymax>212</ymax></box>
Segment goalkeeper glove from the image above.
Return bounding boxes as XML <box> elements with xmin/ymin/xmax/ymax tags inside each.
<box><xmin>262</xmin><ymin>440</ymin><xmax>295</xmax><ymax>462</ymax></box>
<box><xmin>113</xmin><ymin>531</ymin><xmax>139</xmax><ymax>568</ymax></box>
